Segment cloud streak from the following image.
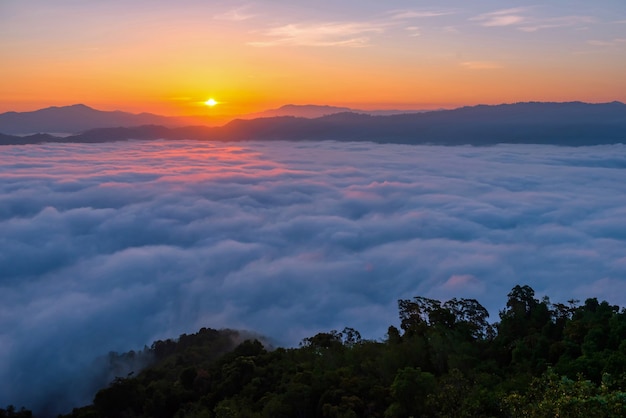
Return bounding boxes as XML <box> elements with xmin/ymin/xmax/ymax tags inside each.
<box><xmin>388</xmin><ymin>10</ymin><xmax>454</xmax><ymax>20</ymax></box>
<box><xmin>518</xmin><ymin>15</ymin><xmax>595</xmax><ymax>32</ymax></box>
<box><xmin>471</xmin><ymin>8</ymin><xmax>528</xmax><ymax>27</ymax></box>
<box><xmin>247</xmin><ymin>9</ymin><xmax>459</xmax><ymax>47</ymax></box>
<box><xmin>472</xmin><ymin>8</ymin><xmax>595</xmax><ymax>32</ymax></box>
<box><xmin>1</xmin><ymin>140</ymin><xmax>626</xmax><ymax>415</ymax></box>
<box><xmin>214</xmin><ymin>6</ymin><xmax>255</xmax><ymax>22</ymax></box>
<box><xmin>587</xmin><ymin>38</ymin><xmax>626</xmax><ymax>47</ymax></box>
<box><xmin>461</xmin><ymin>61</ymin><xmax>503</xmax><ymax>70</ymax></box>
<box><xmin>248</xmin><ymin>21</ymin><xmax>385</xmax><ymax>47</ymax></box>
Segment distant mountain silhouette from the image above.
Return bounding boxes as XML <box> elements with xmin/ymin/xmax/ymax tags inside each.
<box><xmin>240</xmin><ymin>104</ymin><xmax>428</xmax><ymax>119</ymax></box>
<box><xmin>0</xmin><ymin>132</ymin><xmax>59</xmax><ymax>145</ymax></box>
<box><xmin>0</xmin><ymin>104</ymin><xmax>183</xmax><ymax>134</ymax></box>
<box><xmin>241</xmin><ymin>104</ymin><xmax>354</xmax><ymax>119</ymax></box>
<box><xmin>0</xmin><ymin>104</ymin><xmax>429</xmax><ymax>134</ymax></box>
<box><xmin>1</xmin><ymin>102</ymin><xmax>625</xmax><ymax>146</ymax></box>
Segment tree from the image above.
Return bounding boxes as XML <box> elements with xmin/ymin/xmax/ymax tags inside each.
<box><xmin>502</xmin><ymin>369</ymin><xmax>626</xmax><ymax>417</ymax></box>
<box><xmin>0</xmin><ymin>406</ymin><xmax>33</xmax><ymax>418</ymax></box>
<box><xmin>385</xmin><ymin>367</ymin><xmax>435</xmax><ymax>418</ymax></box>
<box><xmin>443</xmin><ymin>298</ymin><xmax>491</xmax><ymax>340</ymax></box>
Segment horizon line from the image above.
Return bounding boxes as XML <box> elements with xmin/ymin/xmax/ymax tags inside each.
<box><xmin>2</xmin><ymin>99</ymin><xmax>625</xmax><ymax>119</ymax></box>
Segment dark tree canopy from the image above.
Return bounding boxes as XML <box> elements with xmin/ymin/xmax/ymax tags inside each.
<box><xmin>10</xmin><ymin>285</ymin><xmax>622</xmax><ymax>418</ymax></box>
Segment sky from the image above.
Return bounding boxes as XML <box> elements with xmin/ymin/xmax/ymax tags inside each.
<box><xmin>2</xmin><ymin>140</ymin><xmax>626</xmax><ymax>414</ymax></box>
<box><xmin>1</xmin><ymin>0</ymin><xmax>625</xmax><ymax>116</ymax></box>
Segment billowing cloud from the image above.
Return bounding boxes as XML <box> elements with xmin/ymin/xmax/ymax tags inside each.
<box><xmin>1</xmin><ymin>140</ymin><xmax>626</xmax><ymax>415</ymax></box>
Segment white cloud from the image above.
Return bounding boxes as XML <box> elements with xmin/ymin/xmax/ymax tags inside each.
<box><xmin>1</xmin><ymin>140</ymin><xmax>626</xmax><ymax>414</ymax></box>
<box><xmin>248</xmin><ymin>21</ymin><xmax>384</xmax><ymax>47</ymax></box>
<box><xmin>405</xmin><ymin>26</ymin><xmax>421</xmax><ymax>37</ymax></box>
<box><xmin>214</xmin><ymin>5</ymin><xmax>255</xmax><ymax>21</ymax></box>
<box><xmin>471</xmin><ymin>7</ymin><xmax>528</xmax><ymax>27</ymax></box>
<box><xmin>389</xmin><ymin>10</ymin><xmax>453</xmax><ymax>20</ymax></box>
<box><xmin>486</xmin><ymin>15</ymin><xmax>525</xmax><ymax>27</ymax></box>
<box><xmin>245</xmin><ymin>8</ymin><xmax>456</xmax><ymax>47</ymax></box>
<box><xmin>472</xmin><ymin>8</ymin><xmax>594</xmax><ymax>32</ymax></box>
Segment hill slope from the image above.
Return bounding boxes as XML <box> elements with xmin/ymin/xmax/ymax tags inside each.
<box><xmin>0</xmin><ymin>104</ymin><xmax>181</xmax><ymax>134</ymax></box>
<box><xmin>50</xmin><ymin>285</ymin><xmax>626</xmax><ymax>418</ymax></box>
<box><xmin>1</xmin><ymin>102</ymin><xmax>625</xmax><ymax>146</ymax></box>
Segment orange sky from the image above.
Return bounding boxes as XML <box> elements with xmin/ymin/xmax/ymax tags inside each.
<box><xmin>1</xmin><ymin>1</ymin><xmax>625</xmax><ymax>116</ymax></box>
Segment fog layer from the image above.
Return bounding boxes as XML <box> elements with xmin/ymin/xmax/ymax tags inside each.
<box><xmin>1</xmin><ymin>140</ymin><xmax>625</xmax><ymax>414</ymax></box>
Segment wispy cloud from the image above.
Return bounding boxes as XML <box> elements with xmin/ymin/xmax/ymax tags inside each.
<box><xmin>519</xmin><ymin>15</ymin><xmax>595</xmax><ymax>32</ymax></box>
<box><xmin>248</xmin><ymin>21</ymin><xmax>385</xmax><ymax>47</ymax></box>
<box><xmin>460</xmin><ymin>61</ymin><xmax>503</xmax><ymax>70</ymax></box>
<box><xmin>245</xmin><ymin>9</ymin><xmax>456</xmax><ymax>47</ymax></box>
<box><xmin>587</xmin><ymin>38</ymin><xmax>626</xmax><ymax>47</ymax></box>
<box><xmin>471</xmin><ymin>8</ymin><xmax>527</xmax><ymax>27</ymax></box>
<box><xmin>405</xmin><ymin>26</ymin><xmax>421</xmax><ymax>37</ymax></box>
<box><xmin>389</xmin><ymin>10</ymin><xmax>454</xmax><ymax>20</ymax></box>
<box><xmin>472</xmin><ymin>8</ymin><xmax>594</xmax><ymax>32</ymax></box>
<box><xmin>214</xmin><ymin>6</ymin><xmax>255</xmax><ymax>22</ymax></box>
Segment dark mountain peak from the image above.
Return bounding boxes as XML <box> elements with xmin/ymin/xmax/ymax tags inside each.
<box><xmin>241</xmin><ymin>104</ymin><xmax>356</xmax><ymax>120</ymax></box>
<box><xmin>319</xmin><ymin>111</ymin><xmax>373</xmax><ymax>121</ymax></box>
<box><xmin>1</xmin><ymin>101</ymin><xmax>625</xmax><ymax>145</ymax></box>
<box><xmin>278</xmin><ymin>104</ymin><xmax>352</xmax><ymax>111</ymax></box>
<box><xmin>462</xmin><ymin>101</ymin><xmax>625</xmax><ymax>110</ymax></box>
<box><xmin>0</xmin><ymin>104</ymin><xmax>181</xmax><ymax>134</ymax></box>
<box><xmin>67</xmin><ymin>103</ymin><xmax>93</xmax><ymax>109</ymax></box>
<box><xmin>40</xmin><ymin>104</ymin><xmax>96</xmax><ymax>113</ymax></box>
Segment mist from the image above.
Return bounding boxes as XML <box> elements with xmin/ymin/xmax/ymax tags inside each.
<box><xmin>1</xmin><ymin>139</ymin><xmax>626</xmax><ymax>415</ymax></box>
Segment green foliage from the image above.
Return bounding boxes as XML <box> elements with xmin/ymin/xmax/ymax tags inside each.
<box><xmin>385</xmin><ymin>367</ymin><xmax>435</xmax><ymax>417</ymax></box>
<box><xmin>52</xmin><ymin>285</ymin><xmax>626</xmax><ymax>418</ymax></box>
<box><xmin>502</xmin><ymin>369</ymin><xmax>626</xmax><ymax>417</ymax></box>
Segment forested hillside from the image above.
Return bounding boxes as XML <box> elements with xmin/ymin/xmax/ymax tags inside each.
<box><xmin>9</xmin><ymin>285</ymin><xmax>626</xmax><ymax>417</ymax></box>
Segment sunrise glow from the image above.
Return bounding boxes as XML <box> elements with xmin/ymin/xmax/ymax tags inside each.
<box><xmin>2</xmin><ymin>1</ymin><xmax>626</xmax><ymax>416</ymax></box>
<box><xmin>0</xmin><ymin>1</ymin><xmax>624</xmax><ymax>116</ymax></box>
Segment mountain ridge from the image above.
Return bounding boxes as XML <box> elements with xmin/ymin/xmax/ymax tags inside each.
<box><xmin>0</xmin><ymin>104</ymin><xmax>183</xmax><ymax>135</ymax></box>
<box><xmin>239</xmin><ymin>104</ymin><xmax>429</xmax><ymax>119</ymax></box>
<box><xmin>0</xmin><ymin>103</ymin><xmax>432</xmax><ymax>135</ymax></box>
<box><xmin>1</xmin><ymin>101</ymin><xmax>625</xmax><ymax>146</ymax></box>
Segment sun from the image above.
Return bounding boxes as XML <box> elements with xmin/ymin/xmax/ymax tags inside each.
<box><xmin>204</xmin><ymin>98</ymin><xmax>218</xmax><ymax>107</ymax></box>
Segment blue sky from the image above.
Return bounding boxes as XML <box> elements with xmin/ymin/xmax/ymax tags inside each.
<box><xmin>1</xmin><ymin>0</ymin><xmax>625</xmax><ymax>114</ymax></box>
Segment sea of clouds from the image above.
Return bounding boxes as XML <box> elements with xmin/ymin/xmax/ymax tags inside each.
<box><xmin>1</xmin><ymin>139</ymin><xmax>626</xmax><ymax>414</ymax></box>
